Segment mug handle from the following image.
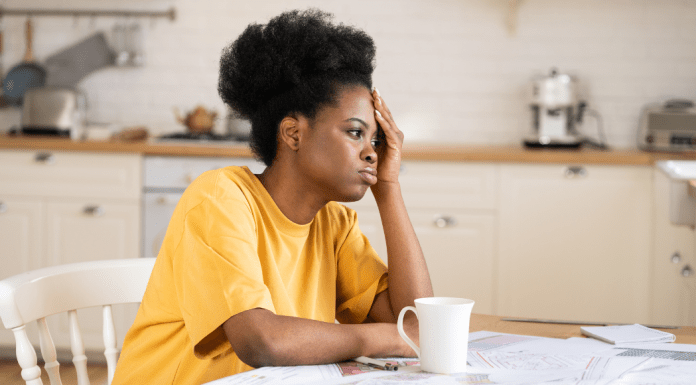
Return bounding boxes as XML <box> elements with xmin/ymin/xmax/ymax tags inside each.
<box><xmin>397</xmin><ymin>306</ymin><xmax>420</xmax><ymax>358</ymax></box>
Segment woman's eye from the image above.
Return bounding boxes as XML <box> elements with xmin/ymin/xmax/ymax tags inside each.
<box><xmin>371</xmin><ymin>138</ymin><xmax>381</xmax><ymax>148</ymax></box>
<box><xmin>348</xmin><ymin>129</ymin><xmax>362</xmax><ymax>138</ymax></box>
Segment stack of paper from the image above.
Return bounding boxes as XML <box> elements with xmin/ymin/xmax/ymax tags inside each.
<box><xmin>580</xmin><ymin>324</ymin><xmax>676</xmax><ymax>345</ymax></box>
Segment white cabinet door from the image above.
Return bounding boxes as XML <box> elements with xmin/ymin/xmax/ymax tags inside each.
<box><xmin>346</xmin><ymin>206</ymin><xmax>496</xmax><ymax>314</ymax></box>
<box><xmin>44</xmin><ymin>200</ymin><xmax>141</xmax><ymax>350</ymax></box>
<box><xmin>410</xmin><ymin>209</ymin><xmax>495</xmax><ymax>314</ymax></box>
<box><xmin>45</xmin><ymin>201</ymin><xmax>140</xmax><ymax>266</ymax></box>
<box><xmin>344</xmin><ymin>162</ymin><xmax>498</xmax><ymax>314</ymax></box>
<box><xmin>651</xmin><ymin>170</ymin><xmax>696</xmax><ymax>326</ymax></box>
<box><xmin>0</xmin><ymin>197</ymin><xmax>45</xmax><ymax>346</ymax></box>
<box><xmin>498</xmin><ymin>164</ymin><xmax>652</xmax><ymax>324</ymax></box>
<box><xmin>0</xmin><ymin>197</ymin><xmax>44</xmax><ymax>279</ymax></box>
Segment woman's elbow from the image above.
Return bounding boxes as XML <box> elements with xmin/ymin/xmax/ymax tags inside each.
<box><xmin>232</xmin><ymin>332</ymin><xmax>280</xmax><ymax>368</ymax></box>
<box><xmin>223</xmin><ymin>311</ymin><xmax>288</xmax><ymax>368</ymax></box>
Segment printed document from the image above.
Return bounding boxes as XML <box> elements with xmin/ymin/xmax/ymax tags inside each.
<box><xmin>204</xmin><ymin>331</ymin><xmax>696</xmax><ymax>385</ymax></box>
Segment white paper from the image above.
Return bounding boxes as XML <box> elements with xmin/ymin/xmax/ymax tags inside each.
<box><xmin>468</xmin><ymin>350</ymin><xmax>591</xmax><ymax>371</ymax></box>
<box><xmin>494</xmin><ymin>336</ymin><xmax>612</xmax><ymax>356</ymax></box>
<box><xmin>205</xmin><ymin>331</ymin><xmax>696</xmax><ymax>385</ymax></box>
<box><xmin>617</xmin><ymin>358</ymin><xmax>696</xmax><ymax>384</ymax></box>
<box><xmin>581</xmin><ymin>324</ymin><xmax>676</xmax><ymax>344</ymax></box>
<box><xmin>204</xmin><ymin>364</ymin><xmax>342</xmax><ymax>385</ymax></box>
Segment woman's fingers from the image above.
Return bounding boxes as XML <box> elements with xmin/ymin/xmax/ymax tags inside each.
<box><xmin>375</xmin><ymin>88</ymin><xmax>394</xmax><ymax>120</ymax></box>
<box><xmin>373</xmin><ymin>88</ymin><xmax>394</xmax><ymax>122</ymax></box>
<box><xmin>373</xmin><ymin>88</ymin><xmax>402</xmax><ymax>148</ymax></box>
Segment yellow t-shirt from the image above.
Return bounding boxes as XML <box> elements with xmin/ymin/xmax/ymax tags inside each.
<box><xmin>112</xmin><ymin>166</ymin><xmax>388</xmax><ymax>384</ymax></box>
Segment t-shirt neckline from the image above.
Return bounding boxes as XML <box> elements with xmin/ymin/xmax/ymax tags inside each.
<box><xmin>241</xmin><ymin>166</ymin><xmax>313</xmax><ymax>237</ymax></box>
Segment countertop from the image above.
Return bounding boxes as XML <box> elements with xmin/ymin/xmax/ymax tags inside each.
<box><xmin>2</xmin><ymin>134</ymin><xmax>696</xmax><ymax>165</ymax></box>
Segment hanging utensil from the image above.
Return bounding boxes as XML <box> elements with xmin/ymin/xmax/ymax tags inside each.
<box><xmin>112</xmin><ymin>18</ymin><xmax>130</xmax><ymax>66</ymax></box>
<box><xmin>0</xmin><ymin>15</ymin><xmax>5</xmax><ymax>79</ymax></box>
<box><xmin>44</xmin><ymin>32</ymin><xmax>115</xmax><ymax>87</ymax></box>
<box><xmin>0</xmin><ymin>14</ymin><xmax>5</xmax><ymax>108</ymax></box>
<box><xmin>2</xmin><ymin>18</ymin><xmax>47</xmax><ymax>107</ymax></box>
<box><xmin>128</xmin><ymin>21</ymin><xmax>145</xmax><ymax>66</ymax></box>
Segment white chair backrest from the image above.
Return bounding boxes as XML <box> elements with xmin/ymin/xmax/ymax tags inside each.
<box><xmin>0</xmin><ymin>258</ymin><xmax>155</xmax><ymax>385</ymax></box>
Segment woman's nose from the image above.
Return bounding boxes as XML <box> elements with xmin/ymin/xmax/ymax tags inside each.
<box><xmin>362</xmin><ymin>142</ymin><xmax>377</xmax><ymax>164</ymax></box>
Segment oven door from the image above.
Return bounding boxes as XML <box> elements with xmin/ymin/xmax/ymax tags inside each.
<box><xmin>142</xmin><ymin>191</ymin><xmax>183</xmax><ymax>258</ymax></box>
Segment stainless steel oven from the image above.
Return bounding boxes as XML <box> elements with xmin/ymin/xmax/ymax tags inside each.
<box><xmin>142</xmin><ymin>156</ymin><xmax>265</xmax><ymax>258</ymax></box>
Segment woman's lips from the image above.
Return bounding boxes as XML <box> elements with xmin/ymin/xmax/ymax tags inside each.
<box><xmin>358</xmin><ymin>168</ymin><xmax>378</xmax><ymax>185</ymax></box>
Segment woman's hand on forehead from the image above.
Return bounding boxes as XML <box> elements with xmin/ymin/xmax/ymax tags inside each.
<box><xmin>372</xmin><ymin>87</ymin><xmax>403</xmax><ymax>186</ymax></box>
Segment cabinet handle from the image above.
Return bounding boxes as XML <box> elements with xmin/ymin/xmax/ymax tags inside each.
<box><xmin>0</xmin><ymin>202</ymin><xmax>6</xmax><ymax>214</ymax></box>
<box><xmin>34</xmin><ymin>152</ymin><xmax>56</xmax><ymax>164</ymax></box>
<box><xmin>682</xmin><ymin>265</ymin><xmax>693</xmax><ymax>278</ymax></box>
<box><xmin>564</xmin><ymin>166</ymin><xmax>587</xmax><ymax>179</ymax></box>
<box><xmin>83</xmin><ymin>205</ymin><xmax>105</xmax><ymax>217</ymax></box>
<box><xmin>671</xmin><ymin>252</ymin><xmax>682</xmax><ymax>264</ymax></box>
<box><xmin>433</xmin><ymin>215</ymin><xmax>457</xmax><ymax>228</ymax></box>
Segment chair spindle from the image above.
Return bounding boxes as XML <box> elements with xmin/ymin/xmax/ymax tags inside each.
<box><xmin>11</xmin><ymin>324</ymin><xmax>43</xmax><ymax>385</ymax></box>
<box><xmin>102</xmin><ymin>305</ymin><xmax>118</xmax><ymax>385</ymax></box>
<box><xmin>68</xmin><ymin>310</ymin><xmax>90</xmax><ymax>385</ymax></box>
<box><xmin>38</xmin><ymin>317</ymin><xmax>62</xmax><ymax>385</ymax></box>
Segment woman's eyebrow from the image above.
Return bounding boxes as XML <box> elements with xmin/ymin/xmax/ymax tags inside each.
<box><xmin>345</xmin><ymin>117</ymin><xmax>368</xmax><ymax>128</ymax></box>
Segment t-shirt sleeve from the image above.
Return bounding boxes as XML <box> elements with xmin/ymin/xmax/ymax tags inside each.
<box><xmin>171</xmin><ymin>177</ymin><xmax>275</xmax><ymax>360</ymax></box>
<box><xmin>334</xmin><ymin>213</ymin><xmax>388</xmax><ymax>324</ymax></box>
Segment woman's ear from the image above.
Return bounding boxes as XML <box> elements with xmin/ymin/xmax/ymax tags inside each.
<box><xmin>278</xmin><ymin>116</ymin><xmax>301</xmax><ymax>151</ymax></box>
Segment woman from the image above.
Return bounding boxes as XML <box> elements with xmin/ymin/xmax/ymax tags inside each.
<box><xmin>112</xmin><ymin>9</ymin><xmax>433</xmax><ymax>384</ymax></box>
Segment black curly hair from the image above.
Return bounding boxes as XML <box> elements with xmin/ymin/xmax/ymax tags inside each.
<box><xmin>218</xmin><ymin>9</ymin><xmax>376</xmax><ymax>166</ymax></box>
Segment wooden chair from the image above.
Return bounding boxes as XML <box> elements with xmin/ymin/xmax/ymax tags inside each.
<box><xmin>0</xmin><ymin>258</ymin><xmax>155</xmax><ymax>385</ymax></box>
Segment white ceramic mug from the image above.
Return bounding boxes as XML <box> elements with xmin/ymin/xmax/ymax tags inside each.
<box><xmin>397</xmin><ymin>297</ymin><xmax>475</xmax><ymax>374</ymax></box>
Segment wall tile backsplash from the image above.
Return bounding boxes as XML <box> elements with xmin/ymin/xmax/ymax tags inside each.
<box><xmin>1</xmin><ymin>0</ymin><xmax>695</xmax><ymax>148</ymax></box>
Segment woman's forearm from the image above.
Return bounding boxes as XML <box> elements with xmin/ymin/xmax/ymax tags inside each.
<box><xmin>373</xmin><ymin>181</ymin><xmax>434</xmax><ymax>318</ymax></box>
<box><xmin>223</xmin><ymin>309</ymin><xmax>409</xmax><ymax>367</ymax></box>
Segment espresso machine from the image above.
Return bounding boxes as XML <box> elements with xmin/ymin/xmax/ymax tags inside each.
<box><xmin>523</xmin><ymin>68</ymin><xmax>589</xmax><ymax>148</ymax></box>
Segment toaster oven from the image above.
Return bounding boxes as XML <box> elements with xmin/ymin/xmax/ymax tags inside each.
<box><xmin>20</xmin><ymin>87</ymin><xmax>86</xmax><ymax>139</ymax></box>
<box><xmin>639</xmin><ymin>99</ymin><xmax>696</xmax><ymax>152</ymax></box>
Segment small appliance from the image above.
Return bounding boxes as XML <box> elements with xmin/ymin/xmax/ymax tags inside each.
<box><xmin>20</xmin><ymin>87</ymin><xmax>86</xmax><ymax>139</ymax></box>
<box><xmin>638</xmin><ymin>99</ymin><xmax>696</xmax><ymax>152</ymax></box>
<box><xmin>523</xmin><ymin>68</ymin><xmax>604</xmax><ymax>148</ymax></box>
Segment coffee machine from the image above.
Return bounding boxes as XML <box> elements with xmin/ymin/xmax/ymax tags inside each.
<box><xmin>523</xmin><ymin>68</ymin><xmax>586</xmax><ymax>148</ymax></box>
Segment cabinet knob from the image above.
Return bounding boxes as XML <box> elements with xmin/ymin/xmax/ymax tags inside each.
<box><xmin>156</xmin><ymin>196</ymin><xmax>169</xmax><ymax>205</ymax></box>
<box><xmin>433</xmin><ymin>215</ymin><xmax>457</xmax><ymax>228</ymax></box>
<box><xmin>564</xmin><ymin>166</ymin><xmax>587</xmax><ymax>179</ymax></box>
<box><xmin>671</xmin><ymin>252</ymin><xmax>682</xmax><ymax>264</ymax></box>
<box><xmin>34</xmin><ymin>152</ymin><xmax>55</xmax><ymax>165</ymax></box>
<box><xmin>0</xmin><ymin>202</ymin><xmax>6</xmax><ymax>214</ymax></box>
<box><xmin>83</xmin><ymin>205</ymin><xmax>105</xmax><ymax>217</ymax></box>
<box><xmin>185</xmin><ymin>173</ymin><xmax>195</xmax><ymax>184</ymax></box>
<box><xmin>682</xmin><ymin>265</ymin><xmax>693</xmax><ymax>278</ymax></box>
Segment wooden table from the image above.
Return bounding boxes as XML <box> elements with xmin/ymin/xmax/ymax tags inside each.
<box><xmin>471</xmin><ymin>313</ymin><xmax>696</xmax><ymax>344</ymax></box>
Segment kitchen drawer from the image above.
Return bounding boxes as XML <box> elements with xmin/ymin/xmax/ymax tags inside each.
<box><xmin>350</xmin><ymin>161</ymin><xmax>498</xmax><ymax>210</ymax></box>
<box><xmin>144</xmin><ymin>156</ymin><xmax>265</xmax><ymax>189</ymax></box>
<box><xmin>0</xmin><ymin>150</ymin><xmax>141</xmax><ymax>200</ymax></box>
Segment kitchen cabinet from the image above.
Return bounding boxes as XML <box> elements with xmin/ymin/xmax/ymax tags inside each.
<box><xmin>650</xmin><ymin>170</ymin><xmax>696</xmax><ymax>326</ymax></box>
<box><xmin>344</xmin><ymin>162</ymin><xmax>498</xmax><ymax>315</ymax></box>
<box><xmin>497</xmin><ymin>164</ymin><xmax>653</xmax><ymax>324</ymax></box>
<box><xmin>0</xmin><ymin>197</ymin><xmax>44</xmax><ymax>279</ymax></box>
<box><xmin>0</xmin><ymin>150</ymin><xmax>142</xmax><ymax>353</ymax></box>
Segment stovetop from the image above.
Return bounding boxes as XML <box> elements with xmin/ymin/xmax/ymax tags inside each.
<box><xmin>154</xmin><ymin>132</ymin><xmax>249</xmax><ymax>144</ymax></box>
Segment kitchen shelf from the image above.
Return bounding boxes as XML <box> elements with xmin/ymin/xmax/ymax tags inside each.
<box><xmin>0</xmin><ymin>7</ymin><xmax>176</xmax><ymax>21</ymax></box>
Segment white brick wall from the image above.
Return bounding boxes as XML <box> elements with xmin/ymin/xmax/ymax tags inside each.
<box><xmin>1</xmin><ymin>0</ymin><xmax>695</xmax><ymax>148</ymax></box>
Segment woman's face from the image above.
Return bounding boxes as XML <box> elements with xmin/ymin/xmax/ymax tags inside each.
<box><xmin>296</xmin><ymin>85</ymin><xmax>381</xmax><ymax>202</ymax></box>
